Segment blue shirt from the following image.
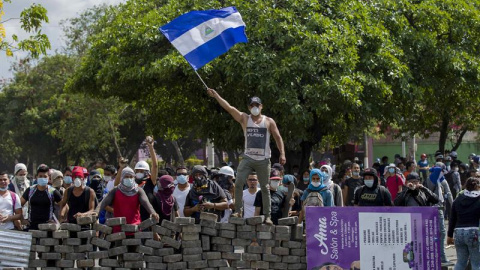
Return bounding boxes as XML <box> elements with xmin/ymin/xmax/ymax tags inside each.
<box><xmin>300</xmin><ymin>188</ymin><xmax>334</xmax><ymax>206</ymax></box>
<box><xmin>418</xmin><ymin>160</ymin><xmax>429</xmax><ymax>169</ymax></box>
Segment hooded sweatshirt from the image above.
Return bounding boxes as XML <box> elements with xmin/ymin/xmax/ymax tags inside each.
<box><xmin>300</xmin><ymin>169</ymin><xmax>334</xmax><ymax>206</ymax></box>
<box><xmin>447</xmin><ymin>191</ymin><xmax>480</xmax><ymax>238</ymax></box>
<box><xmin>320</xmin><ymin>165</ymin><xmax>343</xmax><ymax>206</ymax></box>
<box><xmin>354</xmin><ymin>173</ymin><xmax>393</xmax><ymax>206</ymax></box>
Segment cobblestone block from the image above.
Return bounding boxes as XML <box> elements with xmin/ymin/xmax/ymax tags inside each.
<box><xmin>55</xmin><ymin>260</ymin><xmax>74</xmax><ymax>268</ymax></box>
<box><xmin>208</xmin><ymin>259</ymin><xmax>228</xmax><ymax>267</ymax></box>
<box><xmin>161</xmin><ymin>220</ymin><xmax>181</xmax><ymax>232</ymax></box>
<box><xmin>257</xmin><ymin>231</ymin><xmax>273</xmax><ymax>240</ymax></box>
<box><xmin>75</xmin><ymin>244</ymin><xmax>93</xmax><ymax>252</ymax></box>
<box><xmin>199</xmin><ymin>219</ymin><xmax>216</xmax><ymax>228</ymax></box>
<box><xmin>106</xmin><ymin>232</ymin><xmax>126</xmax><ymax>242</ymax></box>
<box><xmin>272</xmin><ymin>247</ymin><xmax>290</xmax><ymax>256</ymax></box>
<box><xmin>107</xmin><ymin>245</ymin><xmax>128</xmax><ymax>257</ymax></box>
<box><xmin>263</xmin><ymin>253</ymin><xmax>281</xmax><ymax>262</ymax></box>
<box><xmin>282</xmin><ymin>240</ymin><xmax>302</xmax><ymax>249</ymax></box>
<box><xmin>202</xmin><ymin>251</ymin><xmax>221</xmax><ymax>260</ymax></box>
<box><xmin>77</xmin><ymin>259</ymin><xmax>95</xmax><ymax>267</ymax></box>
<box><xmin>145</xmin><ymin>255</ymin><xmax>163</xmax><ymax>263</ymax></box>
<box><xmin>232</xmin><ymin>260</ymin><xmax>250</xmax><ymax>268</ymax></box>
<box><xmin>94</xmin><ymin>223</ymin><xmax>113</xmax><ymax>234</ymax></box>
<box><xmin>246</xmin><ymin>215</ymin><xmax>265</xmax><ymax>225</ymax></box>
<box><xmin>219</xmin><ymin>229</ymin><xmax>236</xmax><ymax>239</ymax></box>
<box><xmin>188</xmin><ymin>260</ymin><xmax>208</xmax><ymax>269</ymax></box>
<box><xmin>167</xmin><ymin>261</ymin><xmax>187</xmax><ymax>270</ymax></box>
<box><xmin>292</xmin><ymin>224</ymin><xmax>304</xmax><ymax>240</ymax></box>
<box><xmin>216</xmin><ymin>222</ymin><xmax>236</xmax><ymax>231</ymax></box>
<box><xmin>271</xmin><ymin>262</ymin><xmax>288</xmax><ymax>269</ymax></box>
<box><xmin>76</xmin><ymin>215</ymin><xmax>96</xmax><ymax>225</ymax></box>
<box><xmin>237</xmin><ymin>231</ymin><xmax>256</xmax><ymax>239</ymax></box>
<box><xmin>242</xmin><ymin>252</ymin><xmax>261</xmax><ymax>261</ymax></box>
<box><xmin>201</xmin><ymin>226</ymin><xmax>218</xmax><ymax>236</ymax></box>
<box><xmin>91</xmin><ymin>237</ymin><xmax>112</xmax><ymax>249</ymax></box>
<box><xmin>31</xmin><ymin>244</ymin><xmax>51</xmax><ymax>252</ymax></box>
<box><xmin>65</xmin><ymin>253</ymin><xmax>85</xmax><ymax>260</ymax></box>
<box><xmin>182</xmin><ymin>247</ymin><xmax>203</xmax><ymax>255</ymax></box>
<box><xmin>88</xmin><ymin>250</ymin><xmax>109</xmax><ymax>259</ymax></box>
<box><xmin>99</xmin><ymin>259</ymin><xmax>120</xmax><ymax>267</ymax></box>
<box><xmin>146</xmin><ymin>262</ymin><xmax>167</xmax><ymax>269</ymax></box>
<box><xmin>77</xmin><ymin>230</ymin><xmax>96</xmax><ymax>238</ymax></box>
<box><xmin>201</xmin><ymin>235</ymin><xmax>210</xmax><ymax>251</ymax></box>
<box><xmin>274</xmin><ymin>232</ymin><xmax>291</xmax><ymax>241</ymax></box>
<box><xmin>163</xmin><ymin>254</ymin><xmax>182</xmax><ymax>263</ymax></box>
<box><xmin>139</xmin><ymin>217</ymin><xmax>157</xmax><ymax>230</ymax></box>
<box><xmin>38</xmin><ymin>223</ymin><xmax>60</xmax><ymax>231</ymax></box>
<box><xmin>222</xmin><ymin>252</ymin><xmax>241</xmax><ymax>260</ymax></box>
<box><xmin>260</xmin><ymin>239</ymin><xmax>277</xmax><ymax>247</ymax></box>
<box><xmin>60</xmin><ymin>223</ymin><xmax>81</xmax><ymax>232</ymax></box>
<box><xmin>64</xmin><ymin>238</ymin><xmax>81</xmax><ymax>246</ymax></box>
<box><xmin>41</xmin><ymin>252</ymin><xmax>62</xmax><ymax>260</ymax></box>
<box><xmin>54</xmin><ymin>245</ymin><xmax>74</xmax><ymax>253</ymax></box>
<box><xmin>181</xmin><ymin>224</ymin><xmax>201</xmax><ymax>233</ymax></box>
<box><xmin>123</xmin><ymin>252</ymin><xmax>144</xmax><ymax>261</ymax></box>
<box><xmin>135</xmin><ymin>245</ymin><xmax>154</xmax><ymax>255</ymax></box>
<box><xmin>277</xmin><ymin>216</ymin><xmax>298</xmax><ymax>225</ymax></box>
<box><xmin>153</xmin><ymin>225</ymin><xmax>172</xmax><ymax>236</ymax></box>
<box><xmin>155</xmin><ymin>247</ymin><xmax>174</xmax><ymax>256</ymax></box>
<box><xmin>232</xmin><ymin>238</ymin><xmax>251</xmax><ymax>246</ymax></box>
<box><xmin>282</xmin><ymin>255</ymin><xmax>301</xmax><ymax>263</ymax></box>
<box><xmin>236</xmin><ymin>224</ymin><xmax>254</xmax><ymax>232</ymax></box>
<box><xmin>183</xmin><ymin>254</ymin><xmax>202</xmax><ymax>261</ymax></box>
<box><xmin>105</xmin><ymin>217</ymin><xmax>126</xmax><ymax>226</ymax></box>
<box><xmin>256</xmin><ymin>224</ymin><xmax>274</xmax><ymax>232</ymax></box>
<box><xmin>134</xmin><ymin>231</ymin><xmax>153</xmax><ymax>239</ymax></box>
<box><xmin>288</xmin><ymin>263</ymin><xmax>307</xmax><ymax>269</ymax></box>
<box><xmin>30</xmin><ymin>230</ymin><xmax>49</xmax><ymax>238</ymax></box>
<box><xmin>39</xmin><ymin>238</ymin><xmax>59</xmax><ymax>246</ymax></box>
<box><xmin>291</xmin><ymin>248</ymin><xmax>306</xmax><ymax>256</ymax></box>
<box><xmin>174</xmin><ymin>217</ymin><xmax>195</xmax><ymax>224</ymax></box>
<box><xmin>120</xmin><ymin>224</ymin><xmax>138</xmax><ymax>232</ymax></box>
<box><xmin>160</xmin><ymin>236</ymin><xmax>181</xmax><ymax>249</ymax></box>
<box><xmin>145</xmin><ymin>239</ymin><xmax>164</xmax><ymax>249</ymax></box>
<box><xmin>228</xmin><ymin>216</ymin><xmax>245</xmax><ymax>225</ymax></box>
<box><xmin>199</xmin><ymin>212</ymin><xmax>218</xmax><ymax>221</ymax></box>
<box><xmin>181</xmin><ymin>239</ymin><xmax>201</xmax><ymax>248</ymax></box>
<box><xmin>251</xmin><ymin>261</ymin><xmax>270</xmax><ymax>269</ymax></box>
<box><xmin>28</xmin><ymin>259</ymin><xmax>47</xmax><ymax>268</ymax></box>
<box><xmin>121</xmin><ymin>238</ymin><xmax>142</xmax><ymax>246</ymax></box>
<box><xmin>247</xmin><ymin>245</ymin><xmax>264</xmax><ymax>253</ymax></box>
<box><xmin>124</xmin><ymin>261</ymin><xmax>144</xmax><ymax>268</ymax></box>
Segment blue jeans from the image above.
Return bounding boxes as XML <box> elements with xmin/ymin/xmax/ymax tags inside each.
<box><xmin>454</xmin><ymin>228</ymin><xmax>480</xmax><ymax>270</ymax></box>
<box><xmin>438</xmin><ymin>209</ymin><xmax>447</xmax><ymax>262</ymax></box>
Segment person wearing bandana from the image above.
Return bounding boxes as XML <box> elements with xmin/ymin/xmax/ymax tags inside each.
<box><xmin>184</xmin><ymin>165</ymin><xmax>228</xmax><ymax>223</ymax></box>
<box><xmin>152</xmin><ymin>175</ymin><xmax>179</xmax><ymax>223</ymax></box>
<box><xmin>8</xmin><ymin>163</ymin><xmax>30</xmax><ymax>227</ymax></box>
<box><xmin>100</xmin><ymin>167</ymin><xmax>159</xmax><ymax>234</ymax></box>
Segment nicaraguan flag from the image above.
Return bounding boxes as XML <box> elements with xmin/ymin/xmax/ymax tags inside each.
<box><xmin>159</xmin><ymin>6</ymin><xmax>248</xmax><ymax>70</ymax></box>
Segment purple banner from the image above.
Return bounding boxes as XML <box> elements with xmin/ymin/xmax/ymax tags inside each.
<box><xmin>306</xmin><ymin>207</ymin><xmax>440</xmax><ymax>270</ymax></box>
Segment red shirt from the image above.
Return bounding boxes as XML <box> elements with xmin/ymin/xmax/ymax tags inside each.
<box><xmin>112</xmin><ymin>189</ymin><xmax>140</xmax><ymax>234</ymax></box>
<box><xmin>386</xmin><ymin>175</ymin><xmax>404</xmax><ymax>200</ymax></box>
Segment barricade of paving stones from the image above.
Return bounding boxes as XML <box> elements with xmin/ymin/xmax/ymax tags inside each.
<box><xmin>26</xmin><ymin>213</ymin><xmax>306</xmax><ymax>270</ymax></box>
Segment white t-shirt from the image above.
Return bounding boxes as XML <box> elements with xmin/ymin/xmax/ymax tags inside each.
<box><xmin>220</xmin><ymin>198</ymin><xmax>234</xmax><ymax>223</ymax></box>
<box><xmin>173</xmin><ymin>184</ymin><xmax>191</xmax><ymax>217</ymax></box>
<box><xmin>106</xmin><ymin>180</ymin><xmax>115</xmax><ymax>193</ymax></box>
<box><xmin>0</xmin><ymin>191</ymin><xmax>22</xmax><ymax>230</ymax></box>
<box><xmin>243</xmin><ymin>188</ymin><xmax>259</xmax><ymax>218</ymax></box>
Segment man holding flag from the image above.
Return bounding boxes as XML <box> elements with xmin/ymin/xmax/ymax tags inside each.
<box><xmin>207</xmin><ymin>89</ymin><xmax>286</xmax><ymax>225</ymax></box>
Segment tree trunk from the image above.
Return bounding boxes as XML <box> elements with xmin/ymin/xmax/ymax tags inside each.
<box><xmin>438</xmin><ymin>116</ymin><xmax>449</xmax><ymax>153</ymax></box>
<box><xmin>272</xmin><ymin>141</ymin><xmax>313</xmax><ymax>174</ymax></box>
<box><xmin>451</xmin><ymin>128</ymin><xmax>468</xmax><ymax>151</ymax></box>
<box><xmin>226</xmin><ymin>150</ymin><xmax>239</xmax><ymax>167</ymax></box>
<box><xmin>171</xmin><ymin>140</ymin><xmax>184</xmax><ymax>166</ymax></box>
<box><xmin>214</xmin><ymin>148</ymin><xmax>224</xmax><ymax>166</ymax></box>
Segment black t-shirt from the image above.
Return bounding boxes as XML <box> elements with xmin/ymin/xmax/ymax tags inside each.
<box><xmin>353</xmin><ymin>186</ymin><xmax>393</xmax><ymax>206</ymax></box>
<box><xmin>22</xmin><ymin>187</ymin><xmax>62</xmax><ymax>224</ymax></box>
<box><xmin>152</xmin><ymin>196</ymin><xmax>179</xmax><ymax>224</ymax></box>
<box><xmin>184</xmin><ymin>180</ymin><xmax>226</xmax><ymax>223</ymax></box>
<box><xmin>66</xmin><ymin>187</ymin><xmax>92</xmax><ymax>224</ymax></box>
<box><xmin>344</xmin><ymin>177</ymin><xmax>363</xmax><ymax>206</ymax></box>
<box><xmin>254</xmin><ymin>189</ymin><xmax>285</xmax><ymax>225</ymax></box>
<box><xmin>140</xmin><ymin>178</ymin><xmax>155</xmax><ymax>221</ymax></box>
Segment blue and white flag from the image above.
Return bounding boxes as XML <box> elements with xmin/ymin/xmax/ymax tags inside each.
<box><xmin>159</xmin><ymin>6</ymin><xmax>248</xmax><ymax>70</ymax></box>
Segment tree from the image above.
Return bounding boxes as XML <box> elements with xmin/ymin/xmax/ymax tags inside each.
<box><xmin>0</xmin><ymin>0</ymin><xmax>50</xmax><ymax>57</ymax></box>
<box><xmin>0</xmin><ymin>54</ymin><xmax>144</xmax><ymax>171</ymax></box>
<box><xmin>67</xmin><ymin>0</ymin><xmax>408</xmax><ymax>171</ymax></box>
<box><xmin>375</xmin><ymin>0</ymin><xmax>480</xmax><ymax>153</ymax></box>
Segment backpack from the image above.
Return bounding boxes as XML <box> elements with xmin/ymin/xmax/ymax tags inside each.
<box><xmin>28</xmin><ymin>185</ymin><xmax>56</xmax><ymax>222</ymax></box>
<box><xmin>8</xmin><ymin>191</ymin><xmax>17</xmax><ymax>212</ymax></box>
<box><xmin>303</xmin><ymin>188</ymin><xmax>328</xmax><ymax>207</ymax></box>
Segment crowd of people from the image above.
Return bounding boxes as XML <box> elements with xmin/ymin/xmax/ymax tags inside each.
<box><xmin>0</xmin><ymin>90</ymin><xmax>478</xmax><ymax>269</ymax></box>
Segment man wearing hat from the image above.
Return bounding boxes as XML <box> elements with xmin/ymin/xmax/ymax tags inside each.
<box><xmin>59</xmin><ymin>166</ymin><xmax>96</xmax><ymax>225</ymax></box>
<box><xmin>207</xmin><ymin>88</ymin><xmax>286</xmax><ymax>225</ymax></box>
<box><xmin>254</xmin><ymin>169</ymin><xmax>288</xmax><ymax>225</ymax></box>
<box><xmin>354</xmin><ymin>168</ymin><xmax>393</xmax><ymax>206</ymax></box>
<box><xmin>394</xmin><ymin>173</ymin><xmax>439</xmax><ymax>206</ymax></box>
<box><xmin>8</xmin><ymin>163</ymin><xmax>30</xmax><ymax>196</ymax></box>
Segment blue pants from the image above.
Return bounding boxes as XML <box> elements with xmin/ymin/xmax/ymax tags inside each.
<box><xmin>454</xmin><ymin>228</ymin><xmax>480</xmax><ymax>270</ymax></box>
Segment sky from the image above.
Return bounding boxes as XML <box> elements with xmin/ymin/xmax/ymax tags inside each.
<box><xmin>1</xmin><ymin>0</ymin><xmax>126</xmax><ymax>81</ymax></box>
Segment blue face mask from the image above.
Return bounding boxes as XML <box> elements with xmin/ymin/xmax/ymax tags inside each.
<box><xmin>37</xmin><ymin>178</ymin><xmax>48</xmax><ymax>186</ymax></box>
<box><xmin>63</xmin><ymin>176</ymin><xmax>72</xmax><ymax>184</ymax></box>
<box><xmin>177</xmin><ymin>175</ymin><xmax>188</xmax><ymax>185</ymax></box>
<box><xmin>123</xmin><ymin>178</ymin><xmax>135</xmax><ymax>188</ymax></box>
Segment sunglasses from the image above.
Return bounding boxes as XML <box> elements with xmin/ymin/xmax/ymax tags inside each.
<box><xmin>177</xmin><ymin>173</ymin><xmax>188</xmax><ymax>176</ymax></box>
<box><xmin>247</xmin><ymin>179</ymin><xmax>258</xmax><ymax>181</ymax></box>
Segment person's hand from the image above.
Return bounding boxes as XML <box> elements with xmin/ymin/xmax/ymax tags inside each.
<box><xmin>202</xmin><ymin>202</ymin><xmax>214</xmax><ymax>209</ymax></box>
<box><xmin>73</xmin><ymin>212</ymin><xmax>83</xmax><ymax>218</ymax></box>
<box><xmin>151</xmin><ymin>213</ymin><xmax>159</xmax><ymax>222</ymax></box>
<box><xmin>279</xmin><ymin>153</ymin><xmax>286</xmax><ymax>165</ymax></box>
<box><xmin>289</xmin><ymin>198</ymin><xmax>295</xmax><ymax>206</ymax></box>
<box><xmin>21</xmin><ymin>219</ymin><xmax>30</xmax><ymax>226</ymax></box>
<box><xmin>0</xmin><ymin>215</ymin><xmax>8</xmax><ymax>223</ymax></box>
<box><xmin>447</xmin><ymin>237</ymin><xmax>454</xmax><ymax>245</ymax></box>
<box><xmin>416</xmin><ymin>184</ymin><xmax>423</xmax><ymax>189</ymax></box>
<box><xmin>207</xmin><ymin>88</ymin><xmax>217</xmax><ymax>98</ymax></box>
<box><xmin>407</xmin><ymin>183</ymin><xmax>414</xmax><ymax>190</ymax></box>
<box><xmin>146</xmin><ymin>136</ymin><xmax>154</xmax><ymax>146</ymax></box>
<box><xmin>194</xmin><ymin>204</ymin><xmax>202</xmax><ymax>212</ymax></box>
<box><xmin>119</xmin><ymin>157</ymin><xmax>128</xmax><ymax>169</ymax></box>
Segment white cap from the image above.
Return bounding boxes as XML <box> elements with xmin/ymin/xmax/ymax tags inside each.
<box><xmin>134</xmin><ymin>160</ymin><xmax>150</xmax><ymax>171</ymax></box>
<box><xmin>218</xmin><ymin>166</ymin><xmax>235</xmax><ymax>178</ymax></box>
<box><xmin>14</xmin><ymin>163</ymin><xmax>27</xmax><ymax>175</ymax></box>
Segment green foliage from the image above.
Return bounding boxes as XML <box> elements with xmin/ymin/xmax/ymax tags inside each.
<box><xmin>67</xmin><ymin>0</ymin><xmax>407</xmax><ymax>169</ymax></box>
<box><xmin>0</xmin><ymin>2</ymin><xmax>50</xmax><ymax>57</ymax></box>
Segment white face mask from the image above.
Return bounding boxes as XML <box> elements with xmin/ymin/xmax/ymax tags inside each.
<box><xmin>352</xmin><ymin>171</ymin><xmax>360</xmax><ymax>177</ymax></box>
<box><xmin>364</xmin><ymin>180</ymin><xmax>374</xmax><ymax>188</ymax></box>
<box><xmin>250</xmin><ymin>106</ymin><xmax>260</xmax><ymax>116</ymax></box>
<box><xmin>454</xmin><ymin>168</ymin><xmax>459</xmax><ymax>172</ymax></box>
<box><xmin>104</xmin><ymin>175</ymin><xmax>112</xmax><ymax>182</ymax></box>
<box><xmin>15</xmin><ymin>175</ymin><xmax>26</xmax><ymax>182</ymax></box>
<box><xmin>311</xmin><ymin>182</ymin><xmax>321</xmax><ymax>187</ymax></box>
<box><xmin>135</xmin><ymin>172</ymin><xmax>144</xmax><ymax>180</ymax></box>
<box><xmin>74</xmin><ymin>178</ymin><xmax>82</xmax><ymax>188</ymax></box>
<box><xmin>270</xmin><ymin>180</ymin><xmax>279</xmax><ymax>190</ymax></box>
<box><xmin>123</xmin><ymin>178</ymin><xmax>135</xmax><ymax>187</ymax></box>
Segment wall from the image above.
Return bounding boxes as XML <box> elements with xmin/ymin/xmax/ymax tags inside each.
<box><xmin>25</xmin><ymin>213</ymin><xmax>307</xmax><ymax>270</ymax></box>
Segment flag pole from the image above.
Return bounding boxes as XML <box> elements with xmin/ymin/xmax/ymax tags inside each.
<box><xmin>194</xmin><ymin>70</ymin><xmax>209</xmax><ymax>89</ymax></box>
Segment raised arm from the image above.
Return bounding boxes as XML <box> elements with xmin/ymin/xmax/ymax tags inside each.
<box><xmin>146</xmin><ymin>136</ymin><xmax>158</xmax><ymax>186</ymax></box>
<box><xmin>267</xmin><ymin>118</ymin><xmax>286</xmax><ymax>165</ymax></box>
<box><xmin>207</xmin><ymin>88</ymin><xmax>247</xmax><ymax>124</ymax></box>
<box><xmin>114</xmin><ymin>157</ymin><xmax>128</xmax><ymax>187</ymax></box>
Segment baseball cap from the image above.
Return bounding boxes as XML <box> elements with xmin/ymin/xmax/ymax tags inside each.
<box><xmin>406</xmin><ymin>173</ymin><xmax>420</xmax><ymax>181</ymax></box>
<box><xmin>272</xmin><ymin>163</ymin><xmax>284</xmax><ymax>172</ymax></box>
<box><xmin>249</xmin><ymin>96</ymin><xmax>262</xmax><ymax>105</ymax></box>
<box><xmin>72</xmin><ymin>166</ymin><xmax>85</xmax><ymax>178</ymax></box>
<box><xmin>473</xmin><ymin>156</ymin><xmax>480</xmax><ymax>164</ymax></box>
<box><xmin>270</xmin><ymin>169</ymin><xmax>281</xmax><ymax>180</ymax></box>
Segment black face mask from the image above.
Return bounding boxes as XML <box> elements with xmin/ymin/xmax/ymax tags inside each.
<box><xmin>135</xmin><ymin>177</ymin><xmax>146</xmax><ymax>184</ymax></box>
<box><xmin>195</xmin><ymin>176</ymin><xmax>208</xmax><ymax>188</ymax></box>
<box><xmin>218</xmin><ymin>175</ymin><xmax>233</xmax><ymax>191</ymax></box>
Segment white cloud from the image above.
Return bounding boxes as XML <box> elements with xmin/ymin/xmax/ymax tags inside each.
<box><xmin>1</xmin><ymin>0</ymin><xmax>126</xmax><ymax>80</ymax></box>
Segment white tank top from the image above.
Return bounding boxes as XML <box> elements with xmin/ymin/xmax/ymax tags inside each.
<box><xmin>244</xmin><ymin>115</ymin><xmax>271</xmax><ymax>160</ymax></box>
